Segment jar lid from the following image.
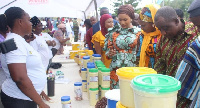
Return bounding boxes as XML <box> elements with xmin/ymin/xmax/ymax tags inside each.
<box><xmin>101</xmin><ymin>87</ymin><xmax>110</xmax><ymax>90</ymax></box>
<box><xmin>61</xmin><ymin>96</ymin><xmax>70</xmax><ymax>101</ymax></box>
<box><xmin>116</xmin><ymin>67</ymin><xmax>157</xmax><ymax>80</ymax></box>
<box><xmin>89</xmin><ymin>68</ymin><xmax>98</xmax><ymax>73</ymax></box>
<box><xmin>87</xmin><ymin>64</ymin><xmax>95</xmax><ymax>68</ymax></box>
<box><xmin>83</xmin><ymin>56</ymin><xmax>90</xmax><ymax>59</ymax></box>
<box><xmin>95</xmin><ymin>61</ymin><xmax>103</xmax><ymax>64</ymax></box>
<box><xmin>92</xmin><ymin>54</ymin><xmax>101</xmax><ymax>57</ymax></box>
<box><xmin>89</xmin><ymin>88</ymin><xmax>98</xmax><ymax>91</ymax></box>
<box><xmin>87</xmin><ymin>50</ymin><xmax>94</xmax><ymax>55</ymax></box>
<box><xmin>82</xmin><ymin>80</ymin><xmax>87</xmax><ymax>82</ymax></box>
<box><xmin>87</xmin><ymin>62</ymin><xmax>95</xmax><ymax>65</ymax></box>
<box><xmin>101</xmin><ymin>68</ymin><xmax>110</xmax><ymax>72</ymax></box>
<box><xmin>132</xmin><ymin>74</ymin><xmax>181</xmax><ymax>93</ymax></box>
<box><xmin>96</xmin><ymin>64</ymin><xmax>105</xmax><ymax>67</ymax></box>
<box><xmin>74</xmin><ymin>82</ymin><xmax>82</xmax><ymax>86</ymax></box>
<box><xmin>79</xmin><ymin>53</ymin><xmax>86</xmax><ymax>56</ymax></box>
<box><xmin>81</xmin><ymin>68</ymin><xmax>87</xmax><ymax>71</ymax></box>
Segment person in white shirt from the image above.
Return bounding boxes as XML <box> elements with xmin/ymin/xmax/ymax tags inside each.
<box><xmin>65</xmin><ymin>19</ymin><xmax>72</xmax><ymax>38</ymax></box>
<box><xmin>78</xmin><ymin>22</ymin><xmax>86</xmax><ymax>42</ymax></box>
<box><xmin>0</xmin><ymin>7</ymin><xmax>49</xmax><ymax>108</ymax></box>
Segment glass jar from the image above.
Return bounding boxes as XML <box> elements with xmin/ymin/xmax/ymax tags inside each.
<box><xmin>74</xmin><ymin>82</ymin><xmax>82</xmax><ymax>101</ymax></box>
<box><xmin>61</xmin><ymin>96</ymin><xmax>71</xmax><ymax>108</ymax></box>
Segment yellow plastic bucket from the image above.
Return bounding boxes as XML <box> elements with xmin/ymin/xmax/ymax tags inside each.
<box><xmin>69</xmin><ymin>50</ymin><xmax>78</xmax><ymax>59</ymax></box>
<box><xmin>72</xmin><ymin>42</ymin><xmax>81</xmax><ymax>50</ymax></box>
<box><xmin>116</xmin><ymin>67</ymin><xmax>157</xmax><ymax>108</ymax></box>
<box><xmin>116</xmin><ymin>101</ymin><xmax>126</xmax><ymax>108</ymax></box>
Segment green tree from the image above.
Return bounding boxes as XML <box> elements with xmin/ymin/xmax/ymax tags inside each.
<box><xmin>163</xmin><ymin>0</ymin><xmax>194</xmax><ymax>19</ymax></box>
<box><xmin>113</xmin><ymin>0</ymin><xmax>141</xmax><ymax>15</ymax></box>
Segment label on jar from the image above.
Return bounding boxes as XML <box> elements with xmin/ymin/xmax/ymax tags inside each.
<box><xmin>103</xmin><ymin>75</ymin><xmax>110</xmax><ymax>81</ymax></box>
<box><xmin>62</xmin><ymin>103</ymin><xmax>71</xmax><ymax>108</ymax></box>
<box><xmin>85</xmin><ymin>84</ymin><xmax>87</xmax><ymax>89</ymax></box>
<box><xmin>75</xmin><ymin>88</ymin><xmax>82</xmax><ymax>101</ymax></box>
<box><xmin>90</xmin><ymin>76</ymin><xmax>98</xmax><ymax>82</ymax></box>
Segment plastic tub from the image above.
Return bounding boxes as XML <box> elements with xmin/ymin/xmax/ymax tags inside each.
<box><xmin>81</xmin><ymin>68</ymin><xmax>87</xmax><ymax>80</ymax></box>
<box><xmin>72</xmin><ymin>42</ymin><xmax>81</xmax><ymax>50</ymax></box>
<box><xmin>105</xmin><ymin>89</ymin><xmax>120</xmax><ymax>108</ymax></box>
<box><xmin>83</xmin><ymin>56</ymin><xmax>90</xmax><ymax>68</ymax></box>
<box><xmin>131</xmin><ymin>74</ymin><xmax>181</xmax><ymax>108</ymax></box>
<box><xmin>82</xmin><ymin>80</ymin><xmax>87</xmax><ymax>92</ymax></box>
<box><xmin>92</xmin><ymin>54</ymin><xmax>101</xmax><ymax>62</ymax></box>
<box><xmin>101</xmin><ymin>68</ymin><xmax>110</xmax><ymax>88</ymax></box>
<box><xmin>101</xmin><ymin>87</ymin><xmax>110</xmax><ymax>99</ymax></box>
<box><xmin>89</xmin><ymin>88</ymin><xmax>99</xmax><ymax>106</ymax></box>
<box><xmin>79</xmin><ymin>53</ymin><xmax>86</xmax><ymax>65</ymax></box>
<box><xmin>87</xmin><ymin>64</ymin><xmax>96</xmax><ymax>98</ymax></box>
<box><xmin>89</xmin><ymin>69</ymin><xmax>98</xmax><ymax>88</ymax></box>
<box><xmin>116</xmin><ymin>67</ymin><xmax>157</xmax><ymax>108</ymax></box>
<box><xmin>116</xmin><ymin>101</ymin><xmax>126</xmax><ymax>108</ymax></box>
<box><xmin>87</xmin><ymin>50</ymin><xmax>94</xmax><ymax>62</ymax></box>
<box><xmin>98</xmin><ymin>67</ymin><xmax>105</xmax><ymax>87</ymax></box>
<box><xmin>69</xmin><ymin>50</ymin><xmax>78</xmax><ymax>59</ymax></box>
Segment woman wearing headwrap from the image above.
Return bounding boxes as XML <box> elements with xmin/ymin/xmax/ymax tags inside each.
<box><xmin>103</xmin><ymin>4</ymin><xmax>139</xmax><ymax>89</ymax></box>
<box><xmin>137</xmin><ymin>4</ymin><xmax>161</xmax><ymax>68</ymax></box>
<box><xmin>53</xmin><ymin>24</ymin><xmax>70</xmax><ymax>55</ymax></box>
<box><xmin>92</xmin><ymin>14</ymin><xmax>113</xmax><ymax>68</ymax></box>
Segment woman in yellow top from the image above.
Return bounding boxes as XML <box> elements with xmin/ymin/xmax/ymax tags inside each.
<box><xmin>137</xmin><ymin>4</ymin><xmax>162</xmax><ymax>68</ymax></box>
<box><xmin>92</xmin><ymin>14</ymin><xmax>114</xmax><ymax>68</ymax></box>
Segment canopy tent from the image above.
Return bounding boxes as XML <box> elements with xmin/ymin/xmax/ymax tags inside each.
<box><xmin>0</xmin><ymin>0</ymin><xmax>105</xmax><ymax>19</ymax></box>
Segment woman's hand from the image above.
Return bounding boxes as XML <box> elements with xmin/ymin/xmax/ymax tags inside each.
<box><xmin>109</xmin><ymin>49</ymin><xmax>116</xmax><ymax>57</ymax></box>
<box><xmin>38</xmin><ymin>103</ymin><xmax>50</xmax><ymax>108</ymax></box>
<box><xmin>41</xmin><ymin>91</ymin><xmax>51</xmax><ymax>101</ymax></box>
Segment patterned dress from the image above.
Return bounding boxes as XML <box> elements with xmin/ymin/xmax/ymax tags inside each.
<box><xmin>103</xmin><ymin>24</ymin><xmax>139</xmax><ymax>89</ymax></box>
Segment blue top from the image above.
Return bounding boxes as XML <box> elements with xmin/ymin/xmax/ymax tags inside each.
<box><xmin>92</xmin><ymin>54</ymin><xmax>101</xmax><ymax>57</ymax></box>
<box><xmin>61</xmin><ymin>96</ymin><xmax>70</xmax><ymax>101</ymax></box>
<box><xmin>81</xmin><ymin>68</ymin><xmax>87</xmax><ymax>71</ymax></box>
<box><xmin>74</xmin><ymin>82</ymin><xmax>82</xmax><ymax>86</ymax></box>
<box><xmin>83</xmin><ymin>56</ymin><xmax>90</xmax><ymax>59</ymax></box>
<box><xmin>87</xmin><ymin>64</ymin><xmax>95</xmax><ymax>68</ymax></box>
<box><xmin>82</xmin><ymin>80</ymin><xmax>87</xmax><ymax>82</ymax></box>
<box><xmin>87</xmin><ymin>62</ymin><xmax>95</xmax><ymax>65</ymax></box>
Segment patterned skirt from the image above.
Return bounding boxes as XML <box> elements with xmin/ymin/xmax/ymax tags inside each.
<box><xmin>176</xmin><ymin>95</ymin><xmax>192</xmax><ymax>108</ymax></box>
<box><xmin>110</xmin><ymin>68</ymin><xmax>119</xmax><ymax>89</ymax></box>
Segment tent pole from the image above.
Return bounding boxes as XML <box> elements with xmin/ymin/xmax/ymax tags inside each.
<box><xmin>94</xmin><ymin>0</ymin><xmax>98</xmax><ymax>21</ymax></box>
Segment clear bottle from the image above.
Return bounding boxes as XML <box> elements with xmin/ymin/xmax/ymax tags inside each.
<box><xmin>74</xmin><ymin>82</ymin><xmax>82</xmax><ymax>101</ymax></box>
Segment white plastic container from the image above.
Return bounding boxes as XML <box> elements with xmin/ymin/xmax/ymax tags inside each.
<box><xmin>61</xmin><ymin>96</ymin><xmax>71</xmax><ymax>108</ymax></box>
<box><xmin>74</xmin><ymin>82</ymin><xmax>82</xmax><ymax>101</ymax></box>
<box><xmin>105</xmin><ymin>89</ymin><xmax>120</xmax><ymax>108</ymax></box>
<box><xmin>89</xmin><ymin>69</ymin><xmax>98</xmax><ymax>88</ymax></box>
<box><xmin>132</xmin><ymin>74</ymin><xmax>181</xmax><ymax>108</ymax></box>
<box><xmin>89</xmin><ymin>88</ymin><xmax>99</xmax><ymax>106</ymax></box>
<box><xmin>101</xmin><ymin>68</ymin><xmax>110</xmax><ymax>88</ymax></box>
<box><xmin>92</xmin><ymin>54</ymin><xmax>101</xmax><ymax>62</ymax></box>
<box><xmin>82</xmin><ymin>80</ymin><xmax>87</xmax><ymax>92</ymax></box>
<box><xmin>81</xmin><ymin>68</ymin><xmax>87</xmax><ymax>80</ymax></box>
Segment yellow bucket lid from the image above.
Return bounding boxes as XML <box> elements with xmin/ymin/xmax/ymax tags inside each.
<box><xmin>79</xmin><ymin>53</ymin><xmax>86</xmax><ymax>56</ymax></box>
<box><xmin>116</xmin><ymin>67</ymin><xmax>157</xmax><ymax>80</ymax></box>
<box><xmin>87</xmin><ymin>50</ymin><xmax>94</xmax><ymax>55</ymax></box>
<box><xmin>78</xmin><ymin>50</ymin><xmax>84</xmax><ymax>53</ymax></box>
<box><xmin>116</xmin><ymin>101</ymin><xmax>126</xmax><ymax>108</ymax></box>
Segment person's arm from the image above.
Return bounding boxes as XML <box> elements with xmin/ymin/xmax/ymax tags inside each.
<box><xmin>8</xmin><ymin>63</ymin><xmax>49</xmax><ymax>108</ymax></box>
<box><xmin>94</xmin><ymin>41</ymin><xmax>104</xmax><ymax>62</ymax></box>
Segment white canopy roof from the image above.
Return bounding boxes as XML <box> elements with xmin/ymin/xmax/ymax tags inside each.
<box><xmin>0</xmin><ymin>0</ymin><xmax>105</xmax><ymax>19</ymax></box>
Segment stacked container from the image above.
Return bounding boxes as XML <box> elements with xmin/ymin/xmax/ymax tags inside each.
<box><xmin>92</xmin><ymin>54</ymin><xmax>101</xmax><ymax>62</ymax></box>
<box><xmin>116</xmin><ymin>67</ymin><xmax>157</xmax><ymax>108</ymax></box>
<box><xmin>83</xmin><ymin>56</ymin><xmax>90</xmax><ymax>68</ymax></box>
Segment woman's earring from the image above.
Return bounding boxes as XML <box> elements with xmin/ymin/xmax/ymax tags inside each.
<box><xmin>152</xmin><ymin>24</ymin><xmax>155</xmax><ymax>27</ymax></box>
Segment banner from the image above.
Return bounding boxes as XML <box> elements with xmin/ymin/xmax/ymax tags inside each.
<box><xmin>29</xmin><ymin>0</ymin><xmax>49</xmax><ymax>4</ymax></box>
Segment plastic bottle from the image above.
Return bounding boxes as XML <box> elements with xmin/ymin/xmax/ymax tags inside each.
<box><xmin>61</xmin><ymin>96</ymin><xmax>71</xmax><ymax>108</ymax></box>
<box><xmin>74</xmin><ymin>82</ymin><xmax>82</xmax><ymax>101</ymax></box>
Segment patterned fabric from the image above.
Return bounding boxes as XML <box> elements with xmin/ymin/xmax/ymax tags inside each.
<box><xmin>54</xmin><ymin>29</ymin><xmax>64</xmax><ymax>54</ymax></box>
<box><xmin>154</xmin><ymin>23</ymin><xmax>198</xmax><ymax>77</ymax></box>
<box><xmin>73</xmin><ymin>20</ymin><xmax>79</xmax><ymax>42</ymax></box>
<box><xmin>103</xmin><ymin>23</ymin><xmax>139</xmax><ymax>89</ymax></box>
<box><xmin>91</xmin><ymin>31</ymin><xmax>111</xmax><ymax>68</ymax></box>
<box><xmin>176</xmin><ymin>94</ymin><xmax>192</xmax><ymax>108</ymax></box>
<box><xmin>138</xmin><ymin>29</ymin><xmax>161</xmax><ymax>68</ymax></box>
<box><xmin>175</xmin><ymin>36</ymin><xmax>200</xmax><ymax>107</ymax></box>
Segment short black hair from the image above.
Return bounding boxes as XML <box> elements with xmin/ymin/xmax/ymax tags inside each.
<box><xmin>3</xmin><ymin>7</ymin><xmax>25</xmax><ymax>29</ymax></box>
<box><xmin>112</xmin><ymin>15</ymin><xmax>116</xmax><ymax>19</ymax></box>
<box><xmin>84</xmin><ymin>19</ymin><xmax>92</xmax><ymax>29</ymax></box>
<box><xmin>175</xmin><ymin>9</ymin><xmax>184</xmax><ymax>19</ymax></box>
<box><xmin>100</xmin><ymin>7</ymin><xmax>108</xmax><ymax>11</ymax></box>
<box><xmin>0</xmin><ymin>14</ymin><xmax>7</xmax><ymax>34</ymax></box>
<box><xmin>155</xmin><ymin>6</ymin><xmax>178</xmax><ymax>22</ymax></box>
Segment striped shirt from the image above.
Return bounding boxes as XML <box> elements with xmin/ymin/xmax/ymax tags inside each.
<box><xmin>176</xmin><ymin>36</ymin><xmax>200</xmax><ymax>102</ymax></box>
<box><xmin>154</xmin><ymin>26</ymin><xmax>198</xmax><ymax>77</ymax></box>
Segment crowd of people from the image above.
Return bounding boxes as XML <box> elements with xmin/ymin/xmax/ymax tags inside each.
<box><xmin>0</xmin><ymin>0</ymin><xmax>200</xmax><ymax>108</ymax></box>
